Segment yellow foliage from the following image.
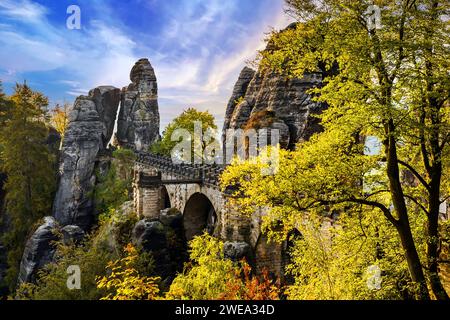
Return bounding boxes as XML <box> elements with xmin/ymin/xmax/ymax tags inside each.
<box><xmin>166</xmin><ymin>233</ymin><xmax>280</xmax><ymax>300</ymax></box>
<box><xmin>50</xmin><ymin>103</ymin><xmax>69</xmax><ymax>137</ymax></box>
<box><xmin>97</xmin><ymin>244</ymin><xmax>160</xmax><ymax>300</ymax></box>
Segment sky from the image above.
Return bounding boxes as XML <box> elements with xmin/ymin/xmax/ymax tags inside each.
<box><xmin>0</xmin><ymin>0</ymin><xmax>293</xmax><ymax>130</ymax></box>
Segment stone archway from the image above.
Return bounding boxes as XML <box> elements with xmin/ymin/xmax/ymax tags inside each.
<box><xmin>160</xmin><ymin>185</ymin><xmax>171</xmax><ymax>210</ymax></box>
<box><xmin>183</xmin><ymin>192</ymin><xmax>217</xmax><ymax>241</ymax></box>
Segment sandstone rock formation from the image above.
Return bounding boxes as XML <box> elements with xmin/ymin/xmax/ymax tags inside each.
<box><xmin>53</xmin><ymin>86</ymin><xmax>121</xmax><ymax>230</ymax></box>
<box><xmin>224</xmin><ymin>241</ymin><xmax>252</xmax><ymax>262</ymax></box>
<box><xmin>16</xmin><ymin>59</ymin><xmax>164</xmax><ymax>287</ymax></box>
<box><xmin>115</xmin><ymin>58</ymin><xmax>160</xmax><ymax>151</ymax></box>
<box><xmin>222</xmin><ymin>37</ymin><xmax>326</xmax><ymax>278</ymax></box>
<box><xmin>222</xmin><ymin>68</ymin><xmax>324</xmax><ymax>150</ymax></box>
<box><xmin>61</xmin><ymin>225</ymin><xmax>85</xmax><ymax>245</ymax></box>
<box><xmin>18</xmin><ymin>217</ymin><xmax>59</xmax><ymax>284</ymax></box>
<box><xmin>222</xmin><ymin>67</ymin><xmax>256</xmax><ymax>142</ymax></box>
<box><xmin>132</xmin><ymin>208</ymin><xmax>187</xmax><ymax>283</ymax></box>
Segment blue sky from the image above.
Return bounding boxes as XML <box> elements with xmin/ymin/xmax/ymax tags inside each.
<box><xmin>0</xmin><ymin>0</ymin><xmax>292</xmax><ymax>129</ymax></box>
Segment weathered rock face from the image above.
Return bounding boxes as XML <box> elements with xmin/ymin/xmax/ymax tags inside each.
<box><xmin>61</xmin><ymin>225</ymin><xmax>85</xmax><ymax>245</ymax></box>
<box><xmin>222</xmin><ymin>67</ymin><xmax>256</xmax><ymax>142</ymax></box>
<box><xmin>133</xmin><ymin>220</ymin><xmax>167</xmax><ymax>252</ymax></box>
<box><xmin>224</xmin><ymin>241</ymin><xmax>252</xmax><ymax>262</ymax></box>
<box><xmin>132</xmin><ymin>208</ymin><xmax>187</xmax><ymax>283</ymax></box>
<box><xmin>52</xmin><ymin>86</ymin><xmax>121</xmax><ymax>230</ymax></box>
<box><xmin>159</xmin><ymin>208</ymin><xmax>184</xmax><ymax>229</ymax></box>
<box><xmin>223</xmin><ymin>68</ymin><xmax>324</xmax><ymax>150</ymax></box>
<box><xmin>116</xmin><ymin>58</ymin><xmax>160</xmax><ymax>151</ymax></box>
<box><xmin>18</xmin><ymin>217</ymin><xmax>59</xmax><ymax>284</ymax></box>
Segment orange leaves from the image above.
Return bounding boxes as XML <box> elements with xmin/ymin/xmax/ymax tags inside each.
<box><xmin>219</xmin><ymin>261</ymin><xmax>281</xmax><ymax>300</ymax></box>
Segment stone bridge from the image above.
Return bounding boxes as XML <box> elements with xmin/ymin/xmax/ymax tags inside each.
<box><xmin>132</xmin><ymin>151</ymin><xmax>286</xmax><ymax>277</ymax></box>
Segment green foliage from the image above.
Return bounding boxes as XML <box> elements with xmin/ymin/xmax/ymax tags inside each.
<box><xmin>167</xmin><ymin>233</ymin><xmax>241</xmax><ymax>300</ymax></box>
<box><xmin>166</xmin><ymin>233</ymin><xmax>281</xmax><ymax>300</ymax></box>
<box><xmin>0</xmin><ymin>81</ymin><xmax>12</xmax><ymax>125</ymax></box>
<box><xmin>222</xmin><ymin>0</ymin><xmax>449</xmax><ymax>300</ymax></box>
<box><xmin>15</xmin><ymin>237</ymin><xmax>114</xmax><ymax>300</ymax></box>
<box><xmin>286</xmin><ymin>211</ymin><xmax>424</xmax><ymax>300</ymax></box>
<box><xmin>150</xmin><ymin>108</ymin><xmax>217</xmax><ymax>157</ymax></box>
<box><xmin>95</xmin><ymin>206</ymin><xmax>140</xmax><ymax>255</ymax></box>
<box><xmin>0</xmin><ymin>83</ymin><xmax>56</xmax><ymax>289</ymax></box>
<box><xmin>15</xmin><ymin>208</ymin><xmax>152</xmax><ymax>300</ymax></box>
<box><xmin>94</xmin><ymin>149</ymin><xmax>135</xmax><ymax>213</ymax></box>
<box><xmin>221</xmin><ymin>146</ymin><xmax>431</xmax><ymax>299</ymax></box>
<box><xmin>233</xmin><ymin>96</ymin><xmax>245</xmax><ymax>106</ymax></box>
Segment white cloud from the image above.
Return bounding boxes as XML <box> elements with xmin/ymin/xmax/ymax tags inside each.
<box><xmin>0</xmin><ymin>2</ymin><xmax>139</xmax><ymax>95</ymax></box>
<box><xmin>0</xmin><ymin>0</ymin><xmax>48</xmax><ymax>22</ymax></box>
<box><xmin>152</xmin><ymin>0</ymin><xmax>293</xmax><ymax>130</ymax></box>
<box><xmin>0</xmin><ymin>0</ymin><xmax>293</xmax><ymax>129</ymax></box>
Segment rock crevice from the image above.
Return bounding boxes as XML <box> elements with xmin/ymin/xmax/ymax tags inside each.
<box><xmin>223</xmin><ymin>69</ymin><xmax>324</xmax><ymax>150</ymax></box>
<box><xmin>52</xmin><ymin>59</ymin><xmax>162</xmax><ymax>230</ymax></box>
<box><xmin>52</xmin><ymin>86</ymin><xmax>121</xmax><ymax>229</ymax></box>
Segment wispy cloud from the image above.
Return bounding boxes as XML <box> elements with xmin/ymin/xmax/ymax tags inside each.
<box><xmin>0</xmin><ymin>0</ymin><xmax>292</xmax><ymax>128</ymax></box>
<box><xmin>0</xmin><ymin>0</ymin><xmax>48</xmax><ymax>22</ymax></box>
<box><xmin>0</xmin><ymin>2</ymin><xmax>139</xmax><ymax>96</ymax></box>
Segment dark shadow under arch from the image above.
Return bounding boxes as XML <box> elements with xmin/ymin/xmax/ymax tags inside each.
<box><xmin>183</xmin><ymin>192</ymin><xmax>216</xmax><ymax>241</ymax></box>
<box><xmin>160</xmin><ymin>185</ymin><xmax>171</xmax><ymax>209</ymax></box>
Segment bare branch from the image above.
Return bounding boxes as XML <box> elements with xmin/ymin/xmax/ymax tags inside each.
<box><xmin>440</xmin><ymin>195</ymin><xmax>450</xmax><ymax>204</ymax></box>
<box><xmin>419</xmin><ymin>102</ymin><xmax>432</xmax><ymax>174</ymax></box>
<box><xmin>364</xmin><ymin>189</ymin><xmax>390</xmax><ymax>199</ymax></box>
<box><xmin>404</xmin><ymin>194</ymin><xmax>430</xmax><ymax>216</ymax></box>
<box><xmin>319</xmin><ymin>197</ymin><xmax>399</xmax><ymax>228</ymax></box>
<box><xmin>390</xmin><ymin>2</ymin><xmax>407</xmax><ymax>83</ymax></box>
<box><xmin>397</xmin><ymin>159</ymin><xmax>431</xmax><ymax>192</ymax></box>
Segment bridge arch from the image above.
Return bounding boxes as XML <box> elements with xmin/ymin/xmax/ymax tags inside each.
<box><xmin>183</xmin><ymin>192</ymin><xmax>217</xmax><ymax>241</ymax></box>
<box><xmin>160</xmin><ymin>185</ymin><xmax>171</xmax><ymax>209</ymax></box>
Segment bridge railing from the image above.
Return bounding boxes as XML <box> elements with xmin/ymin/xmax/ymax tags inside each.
<box><xmin>134</xmin><ymin>150</ymin><xmax>225</xmax><ymax>187</ymax></box>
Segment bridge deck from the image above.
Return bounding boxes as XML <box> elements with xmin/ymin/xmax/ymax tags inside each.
<box><xmin>134</xmin><ymin>151</ymin><xmax>226</xmax><ymax>187</ymax></box>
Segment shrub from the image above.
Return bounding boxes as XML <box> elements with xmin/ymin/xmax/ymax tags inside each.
<box><xmin>166</xmin><ymin>233</ymin><xmax>280</xmax><ymax>300</ymax></box>
<box><xmin>97</xmin><ymin>244</ymin><xmax>160</xmax><ymax>300</ymax></box>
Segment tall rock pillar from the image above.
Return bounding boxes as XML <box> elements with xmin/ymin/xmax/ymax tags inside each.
<box><xmin>115</xmin><ymin>58</ymin><xmax>160</xmax><ymax>151</ymax></box>
<box><xmin>52</xmin><ymin>86</ymin><xmax>121</xmax><ymax>230</ymax></box>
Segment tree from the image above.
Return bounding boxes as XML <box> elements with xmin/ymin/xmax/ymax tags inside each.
<box><xmin>223</xmin><ymin>0</ymin><xmax>449</xmax><ymax>299</ymax></box>
<box><xmin>15</xmin><ymin>208</ymin><xmax>150</xmax><ymax>300</ymax></box>
<box><xmin>151</xmin><ymin>108</ymin><xmax>217</xmax><ymax>160</ymax></box>
<box><xmin>97</xmin><ymin>244</ymin><xmax>160</xmax><ymax>300</ymax></box>
<box><xmin>219</xmin><ymin>262</ymin><xmax>281</xmax><ymax>300</ymax></box>
<box><xmin>166</xmin><ymin>233</ymin><xmax>280</xmax><ymax>300</ymax></box>
<box><xmin>15</xmin><ymin>238</ymin><xmax>115</xmax><ymax>300</ymax></box>
<box><xmin>166</xmin><ymin>233</ymin><xmax>240</xmax><ymax>300</ymax></box>
<box><xmin>50</xmin><ymin>103</ymin><xmax>70</xmax><ymax>141</ymax></box>
<box><xmin>94</xmin><ymin>149</ymin><xmax>135</xmax><ymax>214</ymax></box>
<box><xmin>0</xmin><ymin>83</ymin><xmax>56</xmax><ymax>289</ymax></box>
<box><xmin>284</xmin><ymin>208</ymin><xmax>421</xmax><ymax>299</ymax></box>
<box><xmin>0</xmin><ymin>81</ymin><xmax>12</xmax><ymax>124</ymax></box>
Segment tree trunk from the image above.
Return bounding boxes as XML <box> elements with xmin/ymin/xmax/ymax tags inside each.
<box><xmin>385</xmin><ymin>119</ymin><xmax>430</xmax><ymax>300</ymax></box>
<box><xmin>427</xmin><ymin>164</ymin><xmax>449</xmax><ymax>300</ymax></box>
<box><xmin>396</xmin><ymin>220</ymin><xmax>430</xmax><ymax>300</ymax></box>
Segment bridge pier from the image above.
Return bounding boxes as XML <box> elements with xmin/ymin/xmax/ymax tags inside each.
<box><xmin>132</xmin><ymin>153</ymin><xmax>288</xmax><ymax>280</ymax></box>
<box><xmin>133</xmin><ymin>166</ymin><xmax>163</xmax><ymax>218</ymax></box>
